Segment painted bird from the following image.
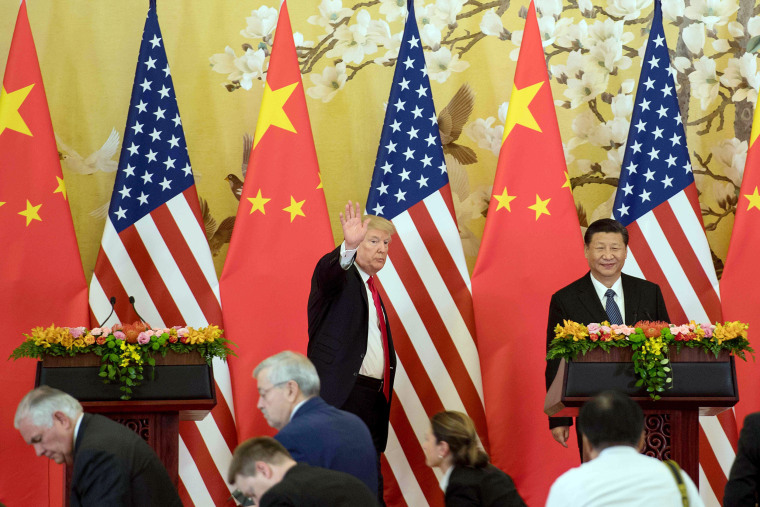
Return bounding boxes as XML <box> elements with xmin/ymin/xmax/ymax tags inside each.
<box><xmin>438</xmin><ymin>83</ymin><xmax>477</xmax><ymax>165</ymax></box>
<box><xmin>200</xmin><ymin>197</ymin><xmax>236</xmax><ymax>256</ymax></box>
<box><xmin>56</xmin><ymin>128</ymin><xmax>121</xmax><ymax>174</ymax></box>
<box><xmin>224</xmin><ymin>133</ymin><xmax>253</xmax><ymax>201</ymax></box>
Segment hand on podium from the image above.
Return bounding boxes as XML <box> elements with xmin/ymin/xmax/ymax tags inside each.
<box><xmin>552</xmin><ymin>426</ymin><xmax>569</xmax><ymax>447</ymax></box>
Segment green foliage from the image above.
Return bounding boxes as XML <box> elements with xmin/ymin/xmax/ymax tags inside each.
<box><xmin>9</xmin><ymin>324</ymin><xmax>235</xmax><ymax>400</ymax></box>
<box><xmin>548</xmin><ymin>321</ymin><xmax>753</xmax><ymax>401</ymax></box>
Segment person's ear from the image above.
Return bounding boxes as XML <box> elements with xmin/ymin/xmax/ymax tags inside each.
<box><xmin>637</xmin><ymin>430</ymin><xmax>645</xmax><ymax>452</ymax></box>
<box><xmin>581</xmin><ymin>435</ymin><xmax>594</xmax><ymax>461</ymax></box>
<box><xmin>53</xmin><ymin>411</ymin><xmax>72</xmax><ymax>429</ymax></box>
<box><xmin>285</xmin><ymin>380</ymin><xmax>300</xmax><ymax>402</ymax></box>
<box><xmin>438</xmin><ymin>440</ymin><xmax>450</xmax><ymax>457</ymax></box>
<box><xmin>255</xmin><ymin>461</ymin><xmax>271</xmax><ymax>478</ymax></box>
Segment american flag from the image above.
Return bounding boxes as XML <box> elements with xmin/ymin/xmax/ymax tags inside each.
<box><xmin>367</xmin><ymin>1</ymin><xmax>488</xmax><ymax>504</ymax></box>
<box><xmin>89</xmin><ymin>3</ymin><xmax>237</xmax><ymax>505</ymax></box>
<box><xmin>612</xmin><ymin>1</ymin><xmax>734</xmax><ymax>504</ymax></box>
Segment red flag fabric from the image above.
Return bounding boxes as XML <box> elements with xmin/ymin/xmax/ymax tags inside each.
<box><xmin>0</xmin><ymin>2</ymin><xmax>89</xmax><ymax>505</ymax></box>
<box><xmin>219</xmin><ymin>0</ymin><xmax>334</xmax><ymax>443</ymax></box>
<box><xmin>721</xmin><ymin>103</ymin><xmax>760</xmax><ymax>434</ymax></box>
<box><xmin>471</xmin><ymin>2</ymin><xmax>588</xmax><ymax>504</ymax></box>
<box><xmin>88</xmin><ymin>4</ymin><xmax>237</xmax><ymax>505</ymax></box>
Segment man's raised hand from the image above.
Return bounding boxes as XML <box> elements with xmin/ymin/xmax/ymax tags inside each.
<box><xmin>340</xmin><ymin>200</ymin><xmax>370</xmax><ymax>250</ymax></box>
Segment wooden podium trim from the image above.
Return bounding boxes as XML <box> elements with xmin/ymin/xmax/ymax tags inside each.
<box><xmin>41</xmin><ymin>350</ymin><xmax>206</xmax><ymax>367</ymax></box>
<box><xmin>571</xmin><ymin>347</ymin><xmax>730</xmax><ymax>363</ymax></box>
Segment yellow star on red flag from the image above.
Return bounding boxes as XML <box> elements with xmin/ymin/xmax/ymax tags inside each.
<box><xmin>744</xmin><ymin>187</ymin><xmax>760</xmax><ymax>211</ymax></box>
<box><xmin>502</xmin><ymin>81</ymin><xmax>543</xmax><ymax>142</ymax></box>
<box><xmin>283</xmin><ymin>195</ymin><xmax>305</xmax><ymax>222</ymax></box>
<box><xmin>493</xmin><ymin>187</ymin><xmax>517</xmax><ymax>212</ymax></box>
<box><xmin>54</xmin><ymin>176</ymin><xmax>67</xmax><ymax>200</ymax></box>
<box><xmin>527</xmin><ymin>194</ymin><xmax>551</xmax><ymax>220</ymax></box>
<box><xmin>0</xmin><ymin>83</ymin><xmax>35</xmax><ymax>137</ymax></box>
<box><xmin>253</xmin><ymin>82</ymin><xmax>299</xmax><ymax>149</ymax></box>
<box><xmin>247</xmin><ymin>189</ymin><xmax>271</xmax><ymax>215</ymax></box>
<box><xmin>18</xmin><ymin>199</ymin><xmax>42</xmax><ymax>226</ymax></box>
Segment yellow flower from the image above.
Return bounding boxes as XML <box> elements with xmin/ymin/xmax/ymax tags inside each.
<box><xmin>713</xmin><ymin>321</ymin><xmax>748</xmax><ymax>344</ymax></box>
<box><xmin>84</xmin><ymin>335</ymin><xmax>96</xmax><ymax>346</ymax></box>
<box><xmin>72</xmin><ymin>338</ymin><xmax>86</xmax><ymax>349</ymax></box>
<box><xmin>60</xmin><ymin>335</ymin><xmax>73</xmax><ymax>349</ymax></box>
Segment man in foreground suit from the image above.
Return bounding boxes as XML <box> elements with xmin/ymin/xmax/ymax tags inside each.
<box><xmin>545</xmin><ymin>218</ymin><xmax>670</xmax><ymax>449</ymax></box>
<box><xmin>228</xmin><ymin>437</ymin><xmax>378</xmax><ymax>507</ymax></box>
<box><xmin>724</xmin><ymin>411</ymin><xmax>760</xmax><ymax>505</ymax></box>
<box><xmin>546</xmin><ymin>390</ymin><xmax>702</xmax><ymax>506</ymax></box>
<box><xmin>307</xmin><ymin>200</ymin><xmax>397</xmax><ymax>501</ymax></box>
<box><xmin>253</xmin><ymin>350</ymin><xmax>378</xmax><ymax>494</ymax></box>
<box><xmin>14</xmin><ymin>386</ymin><xmax>181</xmax><ymax>507</ymax></box>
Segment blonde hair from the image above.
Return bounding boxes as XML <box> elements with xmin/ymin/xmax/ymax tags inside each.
<box><xmin>431</xmin><ymin>411</ymin><xmax>489</xmax><ymax>468</ymax></box>
<box><xmin>364</xmin><ymin>215</ymin><xmax>396</xmax><ymax>236</ymax></box>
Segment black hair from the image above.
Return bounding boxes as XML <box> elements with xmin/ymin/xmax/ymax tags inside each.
<box><xmin>579</xmin><ymin>390</ymin><xmax>644</xmax><ymax>450</ymax></box>
<box><xmin>584</xmin><ymin>218</ymin><xmax>629</xmax><ymax>246</ymax></box>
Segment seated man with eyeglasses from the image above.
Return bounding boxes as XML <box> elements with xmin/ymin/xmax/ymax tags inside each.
<box><xmin>253</xmin><ymin>351</ymin><xmax>378</xmax><ymax>496</ymax></box>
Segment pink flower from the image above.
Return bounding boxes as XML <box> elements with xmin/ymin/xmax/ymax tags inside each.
<box><xmin>114</xmin><ymin>331</ymin><xmax>126</xmax><ymax>341</ymax></box>
<box><xmin>90</xmin><ymin>327</ymin><xmax>103</xmax><ymax>337</ymax></box>
<box><xmin>144</xmin><ymin>330</ymin><xmax>155</xmax><ymax>337</ymax></box>
<box><xmin>177</xmin><ymin>327</ymin><xmax>189</xmax><ymax>337</ymax></box>
<box><xmin>600</xmin><ymin>325</ymin><xmax>611</xmax><ymax>335</ymax></box>
<box><xmin>672</xmin><ymin>324</ymin><xmax>690</xmax><ymax>335</ymax></box>
<box><xmin>587</xmin><ymin>323</ymin><xmax>601</xmax><ymax>335</ymax></box>
<box><xmin>620</xmin><ymin>326</ymin><xmax>635</xmax><ymax>336</ymax></box>
<box><xmin>701</xmin><ymin>323</ymin><xmax>714</xmax><ymax>338</ymax></box>
<box><xmin>69</xmin><ymin>327</ymin><xmax>84</xmax><ymax>338</ymax></box>
<box><xmin>102</xmin><ymin>326</ymin><xmax>112</xmax><ymax>335</ymax></box>
<box><xmin>137</xmin><ymin>332</ymin><xmax>151</xmax><ymax>345</ymax></box>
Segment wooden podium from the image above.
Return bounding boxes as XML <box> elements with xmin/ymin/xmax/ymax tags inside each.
<box><xmin>35</xmin><ymin>351</ymin><xmax>217</xmax><ymax>501</ymax></box>
<box><xmin>545</xmin><ymin>347</ymin><xmax>738</xmax><ymax>480</ymax></box>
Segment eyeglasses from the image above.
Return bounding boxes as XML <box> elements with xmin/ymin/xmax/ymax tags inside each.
<box><xmin>257</xmin><ymin>381</ymin><xmax>287</xmax><ymax>399</ymax></box>
<box><xmin>230</xmin><ymin>489</ymin><xmax>255</xmax><ymax>506</ymax></box>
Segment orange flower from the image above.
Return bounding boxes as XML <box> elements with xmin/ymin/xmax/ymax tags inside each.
<box><xmin>635</xmin><ymin>320</ymin><xmax>669</xmax><ymax>338</ymax></box>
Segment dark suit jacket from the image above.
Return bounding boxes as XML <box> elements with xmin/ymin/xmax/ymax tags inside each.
<box><xmin>545</xmin><ymin>272</ymin><xmax>669</xmax><ymax>428</ymax></box>
<box><xmin>724</xmin><ymin>412</ymin><xmax>760</xmax><ymax>506</ymax></box>
<box><xmin>259</xmin><ymin>463</ymin><xmax>378</xmax><ymax>507</ymax></box>
<box><xmin>274</xmin><ymin>396</ymin><xmax>378</xmax><ymax>495</ymax></box>
<box><xmin>445</xmin><ymin>465</ymin><xmax>526</xmax><ymax>507</ymax></box>
<box><xmin>307</xmin><ymin>247</ymin><xmax>397</xmax><ymax>441</ymax></box>
<box><xmin>70</xmin><ymin>413</ymin><xmax>181</xmax><ymax>507</ymax></box>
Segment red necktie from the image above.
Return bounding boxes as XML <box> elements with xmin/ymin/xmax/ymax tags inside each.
<box><xmin>367</xmin><ymin>275</ymin><xmax>391</xmax><ymax>400</ymax></box>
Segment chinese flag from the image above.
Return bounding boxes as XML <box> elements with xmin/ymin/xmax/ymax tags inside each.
<box><xmin>219</xmin><ymin>0</ymin><xmax>334</xmax><ymax>442</ymax></box>
<box><xmin>470</xmin><ymin>2</ymin><xmax>588</xmax><ymax>504</ymax></box>
<box><xmin>721</xmin><ymin>101</ymin><xmax>760</xmax><ymax>430</ymax></box>
<box><xmin>0</xmin><ymin>2</ymin><xmax>89</xmax><ymax>505</ymax></box>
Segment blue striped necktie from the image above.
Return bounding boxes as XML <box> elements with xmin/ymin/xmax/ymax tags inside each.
<box><xmin>605</xmin><ymin>288</ymin><xmax>623</xmax><ymax>325</ymax></box>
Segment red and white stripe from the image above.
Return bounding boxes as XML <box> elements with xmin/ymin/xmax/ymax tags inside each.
<box><xmin>621</xmin><ymin>186</ymin><xmax>735</xmax><ymax>506</ymax></box>
<box><xmin>376</xmin><ymin>189</ymin><xmax>488</xmax><ymax>505</ymax></box>
<box><xmin>90</xmin><ymin>189</ymin><xmax>237</xmax><ymax>506</ymax></box>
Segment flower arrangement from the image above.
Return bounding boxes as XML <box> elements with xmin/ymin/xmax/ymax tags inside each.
<box><xmin>10</xmin><ymin>322</ymin><xmax>235</xmax><ymax>400</ymax></box>
<box><xmin>547</xmin><ymin>320</ymin><xmax>752</xmax><ymax>400</ymax></box>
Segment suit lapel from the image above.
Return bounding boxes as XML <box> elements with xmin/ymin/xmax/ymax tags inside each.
<box><xmin>578</xmin><ymin>273</ymin><xmax>608</xmax><ymax>322</ymax></box>
<box><xmin>622</xmin><ymin>274</ymin><xmax>640</xmax><ymax>324</ymax></box>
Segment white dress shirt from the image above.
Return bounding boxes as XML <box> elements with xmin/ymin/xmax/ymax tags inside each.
<box><xmin>340</xmin><ymin>242</ymin><xmax>385</xmax><ymax>379</ymax></box>
<box><xmin>589</xmin><ymin>275</ymin><xmax>625</xmax><ymax>324</ymax></box>
<box><xmin>546</xmin><ymin>446</ymin><xmax>704</xmax><ymax>507</ymax></box>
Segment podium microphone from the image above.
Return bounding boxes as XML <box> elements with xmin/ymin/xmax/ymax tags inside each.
<box><xmin>98</xmin><ymin>297</ymin><xmax>117</xmax><ymax>328</ymax></box>
<box><xmin>128</xmin><ymin>296</ymin><xmax>151</xmax><ymax>328</ymax></box>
